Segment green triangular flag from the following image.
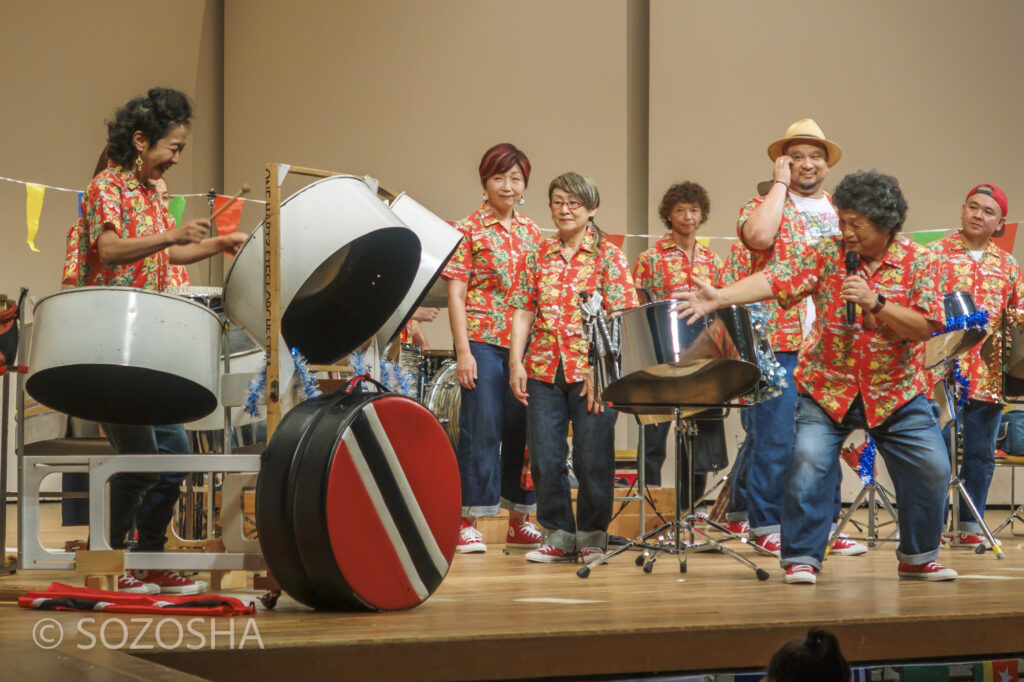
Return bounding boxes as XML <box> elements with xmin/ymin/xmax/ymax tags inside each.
<box><xmin>168</xmin><ymin>195</ymin><xmax>186</xmax><ymax>227</ymax></box>
<box><xmin>911</xmin><ymin>229</ymin><xmax>946</xmax><ymax>246</ymax></box>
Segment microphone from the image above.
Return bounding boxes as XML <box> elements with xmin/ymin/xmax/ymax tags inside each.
<box><xmin>845</xmin><ymin>251</ymin><xmax>858</xmax><ymax>325</ymax></box>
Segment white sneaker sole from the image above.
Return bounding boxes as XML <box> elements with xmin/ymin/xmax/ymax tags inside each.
<box><xmin>898</xmin><ymin>571</ymin><xmax>958</xmax><ymax>581</ymax></box>
<box><xmin>784</xmin><ymin>572</ymin><xmax>817</xmax><ymax>584</ymax></box>
<box><xmin>456</xmin><ymin>543</ymin><xmax>487</xmax><ymax>554</ymax></box>
<box><xmin>830</xmin><ymin>545</ymin><xmax>868</xmax><ymax>556</ymax></box>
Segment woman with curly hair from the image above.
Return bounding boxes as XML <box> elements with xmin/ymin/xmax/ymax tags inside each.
<box><xmin>632</xmin><ymin>181</ymin><xmax>724</xmax><ymax>492</ymax></box>
<box><xmin>674</xmin><ymin>170</ymin><xmax>956</xmax><ymax>584</ymax></box>
<box><xmin>78</xmin><ymin>88</ymin><xmax>246</xmax><ymax>595</ymax></box>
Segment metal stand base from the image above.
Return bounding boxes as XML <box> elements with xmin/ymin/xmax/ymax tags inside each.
<box><xmin>831</xmin><ymin>479</ymin><xmax>900</xmax><ymax>547</ymax></box>
<box><xmin>947</xmin><ymin>475</ymin><xmax>1004</xmax><ymax>558</ymax></box>
<box><xmin>578</xmin><ymin>411</ymin><xmax>769</xmax><ymax>582</ymax></box>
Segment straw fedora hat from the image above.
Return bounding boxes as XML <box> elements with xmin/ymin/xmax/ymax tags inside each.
<box><xmin>767</xmin><ymin>118</ymin><xmax>842</xmax><ymax>167</ymax></box>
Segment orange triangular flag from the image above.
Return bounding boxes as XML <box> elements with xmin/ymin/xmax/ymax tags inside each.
<box><xmin>211</xmin><ymin>195</ymin><xmax>243</xmax><ymax>236</ymax></box>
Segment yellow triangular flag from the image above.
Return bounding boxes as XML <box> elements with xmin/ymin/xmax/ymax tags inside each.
<box><xmin>26</xmin><ymin>183</ymin><xmax>45</xmax><ymax>252</ymax></box>
<box><xmin>697</xmin><ymin>236</ymin><xmax>710</xmax><ymax>247</ymax></box>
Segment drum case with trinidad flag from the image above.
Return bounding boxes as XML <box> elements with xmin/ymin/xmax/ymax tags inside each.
<box><xmin>256</xmin><ymin>387</ymin><xmax>461</xmax><ymax>611</ymax></box>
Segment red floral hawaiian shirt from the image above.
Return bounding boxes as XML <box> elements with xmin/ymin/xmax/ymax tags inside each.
<box><xmin>442</xmin><ymin>203</ymin><xmax>543</xmax><ymax>348</ymax></box>
<box><xmin>633</xmin><ymin>236</ymin><xmax>723</xmax><ymax>299</ymax></box>
<box><xmin>61</xmin><ymin>222</ymin><xmax>81</xmax><ymax>287</ymax></box>
<box><xmin>764</xmin><ymin>235</ymin><xmax>943</xmax><ymax>427</ymax></box>
<box><xmin>735</xmin><ymin>193</ymin><xmax>837</xmax><ymax>352</ymax></box>
<box><xmin>510</xmin><ymin>226</ymin><xmax>639</xmax><ymax>383</ymax></box>
<box><xmin>929</xmin><ymin>232</ymin><xmax>1024</xmax><ymax>403</ymax></box>
<box><xmin>78</xmin><ymin>167</ymin><xmax>173</xmax><ymax>291</ymax></box>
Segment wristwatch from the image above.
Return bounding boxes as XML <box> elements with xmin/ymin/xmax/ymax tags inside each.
<box><xmin>870</xmin><ymin>294</ymin><xmax>886</xmax><ymax>314</ymax></box>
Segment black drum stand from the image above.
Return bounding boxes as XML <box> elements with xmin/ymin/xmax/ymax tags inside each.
<box><xmin>579</xmin><ymin>407</ymin><xmax>769</xmax><ymax>581</ymax></box>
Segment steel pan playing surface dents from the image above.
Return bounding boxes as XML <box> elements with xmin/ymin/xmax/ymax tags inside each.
<box><xmin>925</xmin><ymin>292</ymin><xmax>988</xmax><ymax>369</ymax></box>
<box><xmin>223</xmin><ymin>175</ymin><xmax>421</xmax><ymax>365</ymax></box>
<box><xmin>25</xmin><ymin>287</ymin><xmax>222</xmax><ymax>425</ymax></box>
<box><xmin>599</xmin><ymin>302</ymin><xmax>760</xmax><ymax>413</ymax></box>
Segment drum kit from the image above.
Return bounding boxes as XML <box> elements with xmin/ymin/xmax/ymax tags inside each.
<box><xmin>20</xmin><ymin>172</ymin><xmax>468</xmax><ymax>610</ymax></box>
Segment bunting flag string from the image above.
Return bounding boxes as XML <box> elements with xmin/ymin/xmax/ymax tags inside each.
<box><xmin>1</xmin><ymin>172</ymin><xmax>1019</xmax><ymax>247</ymax></box>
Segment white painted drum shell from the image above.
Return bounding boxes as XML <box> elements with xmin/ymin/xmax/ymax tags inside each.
<box><xmin>374</xmin><ymin>193</ymin><xmax>462</xmax><ymax>348</ymax></box>
<box><xmin>25</xmin><ymin>287</ymin><xmax>222</xmax><ymax>426</ymax></box>
<box><xmin>222</xmin><ymin>175</ymin><xmax>421</xmax><ymax>364</ymax></box>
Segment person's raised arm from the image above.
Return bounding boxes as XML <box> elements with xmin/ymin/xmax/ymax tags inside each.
<box><xmin>673</xmin><ymin>273</ymin><xmax>774</xmax><ymax>323</ymax></box>
<box><xmin>740</xmin><ymin>156</ymin><xmax>792</xmax><ymax>251</ymax></box>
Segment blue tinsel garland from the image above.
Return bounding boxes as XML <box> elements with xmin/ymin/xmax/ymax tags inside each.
<box><xmin>380</xmin><ymin>359</ymin><xmax>417</xmax><ymax>397</ymax></box>
<box><xmin>858</xmin><ymin>435</ymin><xmax>877</xmax><ymax>486</ymax></box>
<box><xmin>290</xmin><ymin>346</ymin><xmax>321</xmax><ymax>400</ymax></box>
<box><xmin>242</xmin><ymin>347</ymin><xmax>321</xmax><ymax>417</ymax></box>
<box><xmin>936</xmin><ymin>309</ymin><xmax>989</xmax><ymax>333</ymax></box>
<box><xmin>745</xmin><ymin>302</ymin><xmax>788</xmax><ymax>402</ymax></box>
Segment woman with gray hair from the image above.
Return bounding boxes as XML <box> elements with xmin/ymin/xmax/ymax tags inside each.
<box><xmin>508</xmin><ymin>172</ymin><xmax>639</xmax><ymax>563</ymax></box>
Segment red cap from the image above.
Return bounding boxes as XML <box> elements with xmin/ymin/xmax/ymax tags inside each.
<box><xmin>966</xmin><ymin>184</ymin><xmax>1008</xmax><ymax>218</ymax></box>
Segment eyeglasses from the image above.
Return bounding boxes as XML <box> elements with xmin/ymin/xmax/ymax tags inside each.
<box><xmin>550</xmin><ymin>199</ymin><xmax>584</xmax><ymax>211</ymax></box>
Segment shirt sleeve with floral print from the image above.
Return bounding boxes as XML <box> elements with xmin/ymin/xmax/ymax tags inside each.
<box><xmin>510</xmin><ymin>226</ymin><xmax>639</xmax><ymax>383</ymax></box>
<box><xmin>764</xmin><ymin>235</ymin><xmax>943</xmax><ymax>427</ymax></box>
<box><xmin>441</xmin><ymin>203</ymin><xmax>543</xmax><ymax>348</ymax></box>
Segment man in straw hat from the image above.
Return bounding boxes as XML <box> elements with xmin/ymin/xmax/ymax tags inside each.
<box><xmin>929</xmin><ymin>184</ymin><xmax>1023</xmax><ymax>547</ymax></box>
<box><xmin>727</xmin><ymin>118</ymin><xmax>866</xmax><ymax>557</ymax></box>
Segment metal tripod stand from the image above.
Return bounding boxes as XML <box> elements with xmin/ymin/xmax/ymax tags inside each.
<box><xmin>831</xmin><ymin>437</ymin><xmax>900</xmax><ymax>547</ymax></box>
<box><xmin>943</xmin><ymin>375</ymin><xmax>1004</xmax><ymax>557</ymax></box>
<box><xmin>579</xmin><ymin>407</ymin><xmax>769</xmax><ymax>581</ymax></box>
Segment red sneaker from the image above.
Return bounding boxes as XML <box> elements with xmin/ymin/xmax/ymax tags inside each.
<box><xmin>578</xmin><ymin>546</ymin><xmax>607</xmax><ymax>564</ymax></box>
<box><xmin>456</xmin><ymin>518</ymin><xmax>486</xmax><ymax>554</ymax></box>
<box><xmin>525</xmin><ymin>544</ymin><xmax>575</xmax><ymax>563</ymax></box>
<box><xmin>784</xmin><ymin>564</ymin><xmax>817</xmax><ymax>584</ymax></box>
<box><xmin>897</xmin><ymin>561</ymin><xmax>958</xmax><ymax>581</ymax></box>
<box><xmin>506</xmin><ymin>516</ymin><xmax>542</xmax><ymax>549</ymax></box>
<box><xmin>131</xmin><ymin>569</ymin><xmax>210</xmax><ymax>595</ymax></box>
<box><xmin>752</xmin><ymin>532</ymin><xmax>781</xmax><ymax>554</ymax></box>
<box><xmin>830</xmin><ymin>534</ymin><xmax>868</xmax><ymax>555</ymax></box>
<box><xmin>721</xmin><ymin>520</ymin><xmax>749</xmax><ymax>536</ymax></box>
<box><xmin>112</xmin><ymin>574</ymin><xmax>159</xmax><ymax>594</ymax></box>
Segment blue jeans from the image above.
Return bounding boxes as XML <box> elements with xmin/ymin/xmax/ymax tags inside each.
<box><xmin>725</xmin><ymin>409</ymin><xmax>752</xmax><ymax>522</ymax></box>
<box><xmin>527</xmin><ymin>368</ymin><xmax>617</xmax><ymax>552</ymax></box>
<box><xmin>101</xmin><ymin>423</ymin><xmax>190</xmax><ymax>551</ymax></box>
<box><xmin>745</xmin><ymin>351</ymin><xmax>800</xmax><ymax>537</ymax></box>
<box><xmin>944</xmin><ymin>399</ymin><xmax>1002</xmax><ymax>533</ymax></box>
<box><xmin>781</xmin><ymin>394</ymin><xmax>950</xmax><ymax>570</ymax></box>
<box><xmin>455</xmin><ymin>342</ymin><xmax>534</xmax><ymax>517</ymax></box>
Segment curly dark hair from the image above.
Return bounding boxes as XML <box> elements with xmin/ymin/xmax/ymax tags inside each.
<box><xmin>767</xmin><ymin>628</ymin><xmax>851</xmax><ymax>682</ymax></box>
<box><xmin>105</xmin><ymin>88</ymin><xmax>193</xmax><ymax>168</ymax></box>
<box><xmin>658</xmin><ymin>182</ymin><xmax>710</xmax><ymax>229</ymax></box>
<box><xmin>832</xmin><ymin>170</ymin><xmax>908</xmax><ymax>233</ymax></box>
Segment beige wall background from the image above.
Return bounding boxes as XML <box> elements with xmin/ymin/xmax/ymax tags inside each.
<box><xmin>3</xmin><ymin>0</ymin><xmax>1024</xmax><ymax>503</ymax></box>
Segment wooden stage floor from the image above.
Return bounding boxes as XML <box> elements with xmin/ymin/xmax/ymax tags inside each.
<box><xmin>3</xmin><ymin>502</ymin><xmax>1024</xmax><ymax>680</ymax></box>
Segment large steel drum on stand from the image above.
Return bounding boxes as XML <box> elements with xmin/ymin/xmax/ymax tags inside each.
<box><xmin>25</xmin><ymin>287</ymin><xmax>222</xmax><ymax>425</ymax></box>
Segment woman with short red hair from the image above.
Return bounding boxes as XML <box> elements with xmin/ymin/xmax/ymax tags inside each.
<box><xmin>442</xmin><ymin>143</ymin><xmax>544</xmax><ymax>553</ymax></box>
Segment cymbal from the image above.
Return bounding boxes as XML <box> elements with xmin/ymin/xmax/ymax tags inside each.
<box><xmin>924</xmin><ymin>327</ymin><xmax>988</xmax><ymax>368</ymax></box>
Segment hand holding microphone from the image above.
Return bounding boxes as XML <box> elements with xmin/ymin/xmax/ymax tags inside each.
<box><xmin>841</xmin><ymin>252</ymin><xmax>878</xmax><ymax>323</ymax></box>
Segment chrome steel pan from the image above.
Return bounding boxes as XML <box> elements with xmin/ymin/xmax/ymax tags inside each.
<box><xmin>924</xmin><ymin>292</ymin><xmax>988</xmax><ymax>368</ymax></box>
<box><xmin>222</xmin><ymin>175</ymin><xmax>421</xmax><ymax>364</ymax></box>
<box><xmin>25</xmin><ymin>287</ymin><xmax>222</xmax><ymax>425</ymax></box>
<box><xmin>598</xmin><ymin>302</ymin><xmax>760</xmax><ymax>414</ymax></box>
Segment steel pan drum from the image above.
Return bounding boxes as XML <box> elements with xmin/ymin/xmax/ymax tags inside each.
<box><xmin>924</xmin><ymin>292</ymin><xmax>988</xmax><ymax>368</ymax></box>
<box><xmin>598</xmin><ymin>302</ymin><xmax>760</xmax><ymax>414</ymax></box>
<box><xmin>223</xmin><ymin>175</ymin><xmax>422</xmax><ymax>364</ymax></box>
<box><xmin>373</xmin><ymin>193</ymin><xmax>462</xmax><ymax>349</ymax></box>
<box><xmin>26</xmin><ymin>287</ymin><xmax>221</xmax><ymax>425</ymax></box>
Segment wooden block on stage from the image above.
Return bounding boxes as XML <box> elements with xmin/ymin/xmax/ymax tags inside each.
<box><xmin>74</xmin><ymin>549</ymin><xmax>126</xmax><ymax>575</ymax></box>
<box><xmin>209</xmin><ymin>570</ymin><xmax>249</xmax><ymax>591</ymax></box>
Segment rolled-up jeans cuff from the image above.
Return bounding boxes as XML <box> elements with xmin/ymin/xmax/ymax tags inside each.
<box><xmin>543</xmin><ymin>528</ymin><xmax>577</xmax><ymax>553</ymax></box>
<box><xmin>895</xmin><ymin>548</ymin><xmax>940</xmax><ymax>566</ymax></box>
<box><xmin>576</xmin><ymin>530</ymin><xmax>608</xmax><ymax>551</ymax></box>
<box><xmin>750</xmin><ymin>523</ymin><xmax>780</xmax><ymax>539</ymax></box>
<box><xmin>462</xmin><ymin>504</ymin><xmax>500</xmax><ymax>518</ymax></box>
<box><xmin>780</xmin><ymin>555</ymin><xmax>822</xmax><ymax>571</ymax></box>
<box><xmin>726</xmin><ymin>511</ymin><xmax>748</xmax><ymax>522</ymax></box>
<box><xmin>957</xmin><ymin>521</ymin><xmax>981</xmax><ymax>534</ymax></box>
<box><xmin>500</xmin><ymin>498</ymin><xmax>536</xmax><ymax>514</ymax></box>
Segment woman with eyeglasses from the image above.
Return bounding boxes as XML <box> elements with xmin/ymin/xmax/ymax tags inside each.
<box><xmin>509</xmin><ymin>172</ymin><xmax>639</xmax><ymax>564</ymax></box>
<box><xmin>442</xmin><ymin>143</ymin><xmax>545</xmax><ymax>554</ymax></box>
